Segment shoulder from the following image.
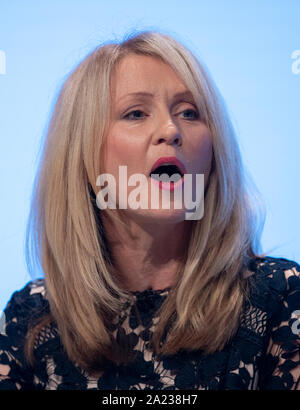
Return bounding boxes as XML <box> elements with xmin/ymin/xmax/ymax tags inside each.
<box><xmin>1</xmin><ymin>279</ymin><xmax>49</xmax><ymax>340</ymax></box>
<box><xmin>247</xmin><ymin>254</ymin><xmax>300</xmax><ymax>278</ymax></box>
<box><xmin>246</xmin><ymin>255</ymin><xmax>300</xmax><ymax>304</ymax></box>
<box><xmin>243</xmin><ymin>256</ymin><xmax>300</xmax><ymax>389</ymax></box>
<box><xmin>0</xmin><ymin>280</ymin><xmax>51</xmax><ymax>389</ymax></box>
<box><xmin>242</xmin><ymin>255</ymin><xmax>300</xmax><ymax>340</ymax></box>
<box><xmin>4</xmin><ymin>278</ymin><xmax>47</xmax><ymax>314</ymax></box>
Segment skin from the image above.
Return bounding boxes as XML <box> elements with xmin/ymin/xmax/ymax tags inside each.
<box><xmin>100</xmin><ymin>54</ymin><xmax>213</xmax><ymax>292</ymax></box>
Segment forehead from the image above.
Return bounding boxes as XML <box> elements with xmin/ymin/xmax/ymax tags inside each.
<box><xmin>110</xmin><ymin>54</ymin><xmax>189</xmax><ymax>100</ymax></box>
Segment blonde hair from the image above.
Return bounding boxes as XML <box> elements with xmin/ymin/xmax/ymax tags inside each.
<box><xmin>25</xmin><ymin>30</ymin><xmax>265</xmax><ymax>372</ymax></box>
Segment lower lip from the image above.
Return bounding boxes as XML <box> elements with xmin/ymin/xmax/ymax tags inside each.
<box><xmin>150</xmin><ymin>176</ymin><xmax>184</xmax><ymax>191</ymax></box>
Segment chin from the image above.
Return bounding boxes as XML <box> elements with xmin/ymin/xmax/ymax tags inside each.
<box><xmin>125</xmin><ymin>207</ymin><xmax>188</xmax><ymax>224</ymax></box>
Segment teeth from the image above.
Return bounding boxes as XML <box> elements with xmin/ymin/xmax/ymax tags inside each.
<box><xmin>152</xmin><ymin>164</ymin><xmax>181</xmax><ymax>173</ymax></box>
<box><xmin>151</xmin><ymin>171</ymin><xmax>182</xmax><ymax>183</ymax></box>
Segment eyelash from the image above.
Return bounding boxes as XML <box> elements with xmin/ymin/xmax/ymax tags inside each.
<box><xmin>123</xmin><ymin>108</ymin><xmax>200</xmax><ymax>121</ymax></box>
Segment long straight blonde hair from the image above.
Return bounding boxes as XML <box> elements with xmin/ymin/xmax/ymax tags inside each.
<box><xmin>25</xmin><ymin>30</ymin><xmax>265</xmax><ymax>372</ymax></box>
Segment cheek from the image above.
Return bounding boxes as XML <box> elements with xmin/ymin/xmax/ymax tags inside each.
<box><xmin>198</xmin><ymin>139</ymin><xmax>213</xmax><ymax>172</ymax></box>
<box><xmin>189</xmin><ymin>132</ymin><xmax>213</xmax><ymax>173</ymax></box>
<box><xmin>188</xmin><ymin>131</ymin><xmax>213</xmax><ymax>189</ymax></box>
<box><xmin>103</xmin><ymin>130</ymin><xmax>146</xmax><ymax>175</ymax></box>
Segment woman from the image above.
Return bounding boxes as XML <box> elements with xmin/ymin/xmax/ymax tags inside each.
<box><xmin>0</xmin><ymin>30</ymin><xmax>299</xmax><ymax>390</ymax></box>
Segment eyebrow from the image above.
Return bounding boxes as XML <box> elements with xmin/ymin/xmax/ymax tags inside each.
<box><xmin>118</xmin><ymin>90</ymin><xmax>195</xmax><ymax>102</ymax></box>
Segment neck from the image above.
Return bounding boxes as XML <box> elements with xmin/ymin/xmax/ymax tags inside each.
<box><xmin>101</xmin><ymin>211</ymin><xmax>190</xmax><ymax>292</ymax></box>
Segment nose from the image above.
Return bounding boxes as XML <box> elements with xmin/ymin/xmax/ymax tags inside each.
<box><xmin>153</xmin><ymin>114</ymin><xmax>182</xmax><ymax>147</ymax></box>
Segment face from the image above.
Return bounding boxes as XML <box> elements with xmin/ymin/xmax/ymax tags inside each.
<box><xmin>100</xmin><ymin>54</ymin><xmax>213</xmax><ymax>223</ymax></box>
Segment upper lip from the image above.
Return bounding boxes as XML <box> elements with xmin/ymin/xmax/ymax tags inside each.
<box><xmin>150</xmin><ymin>156</ymin><xmax>186</xmax><ymax>176</ymax></box>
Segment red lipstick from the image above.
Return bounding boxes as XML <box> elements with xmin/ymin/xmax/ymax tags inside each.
<box><xmin>150</xmin><ymin>156</ymin><xmax>186</xmax><ymax>191</ymax></box>
<box><xmin>150</xmin><ymin>156</ymin><xmax>186</xmax><ymax>175</ymax></box>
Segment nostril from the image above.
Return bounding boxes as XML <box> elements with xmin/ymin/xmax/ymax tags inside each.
<box><xmin>174</xmin><ymin>136</ymin><xmax>182</xmax><ymax>146</ymax></box>
<box><xmin>157</xmin><ymin>136</ymin><xmax>182</xmax><ymax>145</ymax></box>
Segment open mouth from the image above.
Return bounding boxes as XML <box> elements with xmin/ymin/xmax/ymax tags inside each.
<box><xmin>150</xmin><ymin>164</ymin><xmax>183</xmax><ymax>183</ymax></box>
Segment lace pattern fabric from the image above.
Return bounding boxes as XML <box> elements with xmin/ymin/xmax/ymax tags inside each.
<box><xmin>0</xmin><ymin>256</ymin><xmax>299</xmax><ymax>390</ymax></box>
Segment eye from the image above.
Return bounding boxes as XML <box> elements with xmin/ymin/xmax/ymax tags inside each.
<box><xmin>180</xmin><ymin>108</ymin><xmax>199</xmax><ymax>120</ymax></box>
<box><xmin>123</xmin><ymin>110</ymin><xmax>146</xmax><ymax>120</ymax></box>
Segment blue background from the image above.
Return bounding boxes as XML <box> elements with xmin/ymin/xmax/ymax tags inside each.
<box><xmin>0</xmin><ymin>0</ymin><xmax>299</xmax><ymax>313</ymax></box>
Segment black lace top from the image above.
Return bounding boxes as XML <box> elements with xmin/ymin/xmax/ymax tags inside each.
<box><xmin>0</xmin><ymin>256</ymin><xmax>299</xmax><ymax>390</ymax></box>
